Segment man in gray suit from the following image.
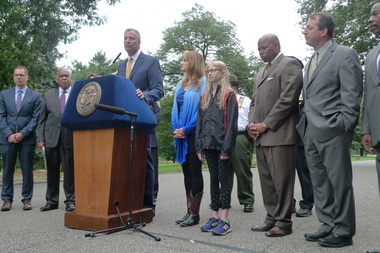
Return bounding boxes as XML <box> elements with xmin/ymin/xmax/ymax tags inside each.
<box><xmin>248</xmin><ymin>34</ymin><xmax>303</xmax><ymax>237</ymax></box>
<box><xmin>362</xmin><ymin>2</ymin><xmax>380</xmax><ymax>253</ymax></box>
<box><xmin>38</xmin><ymin>68</ymin><xmax>75</xmax><ymax>212</ymax></box>
<box><xmin>0</xmin><ymin>66</ymin><xmax>41</xmax><ymax>211</ymax></box>
<box><xmin>297</xmin><ymin>12</ymin><xmax>363</xmax><ymax>247</ymax></box>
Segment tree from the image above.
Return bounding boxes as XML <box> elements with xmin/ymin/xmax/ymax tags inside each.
<box><xmin>154</xmin><ymin>3</ymin><xmax>257</xmax><ymax>96</ymax></box>
<box><xmin>0</xmin><ymin>0</ymin><xmax>120</xmax><ymax>92</ymax></box>
<box><xmin>154</xmin><ymin>4</ymin><xmax>261</xmax><ymax>161</ymax></box>
<box><xmin>70</xmin><ymin>50</ymin><xmax>121</xmax><ymax>81</ymax></box>
<box><xmin>295</xmin><ymin>0</ymin><xmax>377</xmax><ymax>63</ymax></box>
<box><xmin>157</xmin><ymin>95</ymin><xmax>176</xmax><ymax>162</ymax></box>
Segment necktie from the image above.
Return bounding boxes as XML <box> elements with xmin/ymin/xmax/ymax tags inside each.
<box><xmin>60</xmin><ymin>90</ymin><xmax>67</xmax><ymax>114</ymax></box>
<box><xmin>125</xmin><ymin>57</ymin><xmax>133</xmax><ymax>78</ymax></box>
<box><xmin>309</xmin><ymin>52</ymin><xmax>318</xmax><ymax>79</ymax></box>
<box><xmin>16</xmin><ymin>90</ymin><xmax>22</xmax><ymax>112</ymax></box>
<box><xmin>263</xmin><ymin>62</ymin><xmax>271</xmax><ymax>77</ymax></box>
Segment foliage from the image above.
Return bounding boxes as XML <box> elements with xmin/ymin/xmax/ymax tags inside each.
<box><xmin>70</xmin><ymin>50</ymin><xmax>122</xmax><ymax>81</ymax></box>
<box><xmin>295</xmin><ymin>0</ymin><xmax>377</xmax><ymax>63</ymax></box>
<box><xmin>0</xmin><ymin>0</ymin><xmax>119</xmax><ymax>93</ymax></box>
<box><xmin>154</xmin><ymin>3</ymin><xmax>259</xmax><ymax>97</ymax></box>
<box><xmin>157</xmin><ymin>95</ymin><xmax>176</xmax><ymax>162</ymax></box>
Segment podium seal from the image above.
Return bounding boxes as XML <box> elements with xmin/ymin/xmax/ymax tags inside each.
<box><xmin>76</xmin><ymin>81</ymin><xmax>102</xmax><ymax>117</ymax></box>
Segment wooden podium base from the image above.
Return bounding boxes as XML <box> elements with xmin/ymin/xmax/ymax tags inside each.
<box><xmin>65</xmin><ymin>208</ymin><xmax>153</xmax><ymax>232</ymax></box>
<box><xmin>64</xmin><ymin>128</ymin><xmax>152</xmax><ymax>232</ymax></box>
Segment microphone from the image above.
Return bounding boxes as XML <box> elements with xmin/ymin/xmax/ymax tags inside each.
<box><xmin>102</xmin><ymin>52</ymin><xmax>122</xmax><ymax>75</ymax></box>
<box><xmin>111</xmin><ymin>52</ymin><xmax>122</xmax><ymax>65</ymax></box>
<box><xmin>94</xmin><ymin>103</ymin><xmax>137</xmax><ymax>117</ymax></box>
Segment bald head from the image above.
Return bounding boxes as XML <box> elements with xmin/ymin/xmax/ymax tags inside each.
<box><xmin>258</xmin><ymin>34</ymin><xmax>281</xmax><ymax>63</ymax></box>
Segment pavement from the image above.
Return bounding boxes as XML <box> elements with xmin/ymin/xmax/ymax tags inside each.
<box><xmin>0</xmin><ymin>160</ymin><xmax>379</xmax><ymax>253</ymax></box>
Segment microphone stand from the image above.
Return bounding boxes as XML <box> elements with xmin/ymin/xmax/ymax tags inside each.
<box><xmin>85</xmin><ymin>106</ymin><xmax>160</xmax><ymax>241</ymax></box>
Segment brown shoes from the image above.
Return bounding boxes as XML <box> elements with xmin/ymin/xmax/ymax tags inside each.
<box><xmin>1</xmin><ymin>200</ymin><xmax>12</xmax><ymax>211</ymax></box>
<box><xmin>22</xmin><ymin>199</ymin><xmax>32</xmax><ymax>211</ymax></box>
<box><xmin>265</xmin><ymin>226</ymin><xmax>292</xmax><ymax>237</ymax></box>
<box><xmin>251</xmin><ymin>223</ymin><xmax>274</xmax><ymax>232</ymax></box>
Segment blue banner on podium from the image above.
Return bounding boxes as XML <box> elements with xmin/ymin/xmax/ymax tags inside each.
<box><xmin>61</xmin><ymin>75</ymin><xmax>157</xmax><ymax>132</ymax></box>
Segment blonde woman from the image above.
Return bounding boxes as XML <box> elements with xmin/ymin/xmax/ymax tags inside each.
<box><xmin>195</xmin><ymin>61</ymin><xmax>238</xmax><ymax>235</ymax></box>
<box><xmin>172</xmin><ymin>51</ymin><xmax>206</xmax><ymax>227</ymax></box>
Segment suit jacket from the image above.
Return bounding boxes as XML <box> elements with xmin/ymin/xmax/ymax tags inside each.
<box><xmin>296</xmin><ymin>42</ymin><xmax>363</xmax><ymax>142</ymax></box>
<box><xmin>362</xmin><ymin>44</ymin><xmax>380</xmax><ymax>146</ymax></box>
<box><xmin>117</xmin><ymin>52</ymin><xmax>164</xmax><ymax>106</ymax></box>
<box><xmin>248</xmin><ymin>53</ymin><xmax>303</xmax><ymax>146</ymax></box>
<box><xmin>37</xmin><ymin>88</ymin><xmax>73</xmax><ymax>148</ymax></box>
<box><xmin>0</xmin><ymin>87</ymin><xmax>41</xmax><ymax>145</ymax></box>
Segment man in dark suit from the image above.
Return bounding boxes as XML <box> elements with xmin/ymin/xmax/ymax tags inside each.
<box><xmin>38</xmin><ymin>68</ymin><xmax>75</xmax><ymax>212</ymax></box>
<box><xmin>362</xmin><ymin>2</ymin><xmax>380</xmax><ymax>253</ymax></box>
<box><xmin>0</xmin><ymin>66</ymin><xmax>41</xmax><ymax>211</ymax></box>
<box><xmin>248</xmin><ymin>34</ymin><xmax>303</xmax><ymax>237</ymax></box>
<box><xmin>117</xmin><ymin>28</ymin><xmax>164</xmax><ymax>210</ymax></box>
<box><xmin>152</xmin><ymin>101</ymin><xmax>162</xmax><ymax>202</ymax></box>
<box><xmin>296</xmin><ymin>12</ymin><xmax>363</xmax><ymax>248</ymax></box>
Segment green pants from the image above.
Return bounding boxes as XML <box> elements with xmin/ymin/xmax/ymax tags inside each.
<box><xmin>229</xmin><ymin>134</ymin><xmax>255</xmax><ymax>205</ymax></box>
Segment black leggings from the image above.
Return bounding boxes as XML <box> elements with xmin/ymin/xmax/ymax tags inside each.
<box><xmin>181</xmin><ymin>134</ymin><xmax>204</xmax><ymax>196</ymax></box>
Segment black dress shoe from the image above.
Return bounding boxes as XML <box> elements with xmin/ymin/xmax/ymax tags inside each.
<box><xmin>66</xmin><ymin>204</ymin><xmax>75</xmax><ymax>212</ymax></box>
<box><xmin>243</xmin><ymin>204</ymin><xmax>254</xmax><ymax>212</ymax></box>
<box><xmin>40</xmin><ymin>204</ymin><xmax>58</xmax><ymax>212</ymax></box>
<box><xmin>304</xmin><ymin>229</ymin><xmax>330</xmax><ymax>241</ymax></box>
<box><xmin>317</xmin><ymin>233</ymin><xmax>353</xmax><ymax>247</ymax></box>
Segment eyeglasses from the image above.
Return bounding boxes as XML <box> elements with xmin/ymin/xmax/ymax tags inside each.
<box><xmin>206</xmin><ymin>69</ymin><xmax>221</xmax><ymax>74</ymax></box>
<box><xmin>14</xmin><ymin>74</ymin><xmax>26</xmax><ymax>77</ymax></box>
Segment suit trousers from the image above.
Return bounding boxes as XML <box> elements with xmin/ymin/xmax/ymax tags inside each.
<box><xmin>303</xmin><ymin>129</ymin><xmax>356</xmax><ymax>237</ymax></box>
<box><xmin>373</xmin><ymin>145</ymin><xmax>380</xmax><ymax>196</ymax></box>
<box><xmin>143</xmin><ymin>137</ymin><xmax>155</xmax><ymax>209</ymax></box>
<box><xmin>256</xmin><ymin>144</ymin><xmax>296</xmax><ymax>230</ymax></box>
<box><xmin>229</xmin><ymin>134</ymin><xmax>255</xmax><ymax>205</ymax></box>
<box><xmin>295</xmin><ymin>145</ymin><xmax>314</xmax><ymax>210</ymax></box>
<box><xmin>152</xmin><ymin>147</ymin><xmax>159</xmax><ymax>200</ymax></box>
<box><xmin>45</xmin><ymin>137</ymin><xmax>75</xmax><ymax>206</ymax></box>
<box><xmin>1</xmin><ymin>143</ymin><xmax>35</xmax><ymax>201</ymax></box>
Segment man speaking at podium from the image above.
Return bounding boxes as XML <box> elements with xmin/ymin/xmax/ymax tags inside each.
<box><xmin>117</xmin><ymin>28</ymin><xmax>164</xmax><ymax>212</ymax></box>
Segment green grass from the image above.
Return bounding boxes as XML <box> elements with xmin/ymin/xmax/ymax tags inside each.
<box><xmin>158</xmin><ymin>155</ymin><xmax>375</xmax><ymax>174</ymax></box>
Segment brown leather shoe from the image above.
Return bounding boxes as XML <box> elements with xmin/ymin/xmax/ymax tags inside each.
<box><xmin>22</xmin><ymin>199</ymin><xmax>32</xmax><ymax>211</ymax></box>
<box><xmin>265</xmin><ymin>226</ymin><xmax>292</xmax><ymax>237</ymax></box>
<box><xmin>1</xmin><ymin>200</ymin><xmax>12</xmax><ymax>211</ymax></box>
<box><xmin>251</xmin><ymin>223</ymin><xmax>274</xmax><ymax>232</ymax></box>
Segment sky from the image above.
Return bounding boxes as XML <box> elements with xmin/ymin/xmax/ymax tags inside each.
<box><xmin>57</xmin><ymin>0</ymin><xmax>311</xmax><ymax>68</ymax></box>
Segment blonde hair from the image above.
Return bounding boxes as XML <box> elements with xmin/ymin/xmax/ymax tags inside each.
<box><xmin>201</xmin><ymin>61</ymin><xmax>230</xmax><ymax>111</ymax></box>
<box><xmin>181</xmin><ymin>51</ymin><xmax>205</xmax><ymax>91</ymax></box>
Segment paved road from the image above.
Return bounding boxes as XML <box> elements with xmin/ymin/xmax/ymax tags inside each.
<box><xmin>0</xmin><ymin>160</ymin><xmax>379</xmax><ymax>253</ymax></box>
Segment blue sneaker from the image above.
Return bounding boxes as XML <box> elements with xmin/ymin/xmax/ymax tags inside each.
<box><xmin>212</xmin><ymin>219</ymin><xmax>232</xmax><ymax>235</ymax></box>
<box><xmin>201</xmin><ymin>217</ymin><xmax>219</xmax><ymax>232</ymax></box>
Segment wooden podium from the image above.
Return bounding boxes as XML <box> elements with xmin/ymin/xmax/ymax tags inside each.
<box><xmin>61</xmin><ymin>75</ymin><xmax>157</xmax><ymax>231</ymax></box>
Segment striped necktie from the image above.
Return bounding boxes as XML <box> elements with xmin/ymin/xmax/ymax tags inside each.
<box><xmin>309</xmin><ymin>52</ymin><xmax>318</xmax><ymax>79</ymax></box>
<box><xmin>60</xmin><ymin>90</ymin><xmax>67</xmax><ymax>114</ymax></box>
<box><xmin>16</xmin><ymin>90</ymin><xmax>22</xmax><ymax>112</ymax></box>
